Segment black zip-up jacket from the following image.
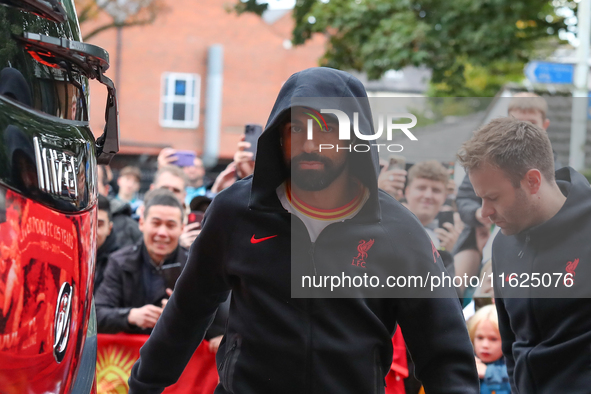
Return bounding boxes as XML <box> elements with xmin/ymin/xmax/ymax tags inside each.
<box><xmin>129</xmin><ymin>67</ymin><xmax>478</xmax><ymax>394</ymax></box>
<box><xmin>96</xmin><ymin>240</ymin><xmax>190</xmax><ymax>335</ymax></box>
<box><xmin>493</xmin><ymin>167</ymin><xmax>591</xmax><ymax>393</ymax></box>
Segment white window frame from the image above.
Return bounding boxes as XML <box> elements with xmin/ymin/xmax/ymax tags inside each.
<box><xmin>160</xmin><ymin>72</ymin><xmax>200</xmax><ymax>129</ymax></box>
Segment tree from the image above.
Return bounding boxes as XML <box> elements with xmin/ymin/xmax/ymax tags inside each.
<box><xmin>77</xmin><ymin>0</ymin><xmax>168</xmax><ymax>41</ymax></box>
<box><xmin>237</xmin><ymin>0</ymin><xmax>574</xmax><ymax>96</ymax></box>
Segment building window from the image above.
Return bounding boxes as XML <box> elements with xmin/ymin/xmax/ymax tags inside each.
<box><xmin>160</xmin><ymin>73</ymin><xmax>200</xmax><ymax>128</ymax></box>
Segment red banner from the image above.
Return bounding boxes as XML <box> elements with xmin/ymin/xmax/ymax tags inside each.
<box><xmin>96</xmin><ymin>333</ymin><xmax>219</xmax><ymax>394</ymax></box>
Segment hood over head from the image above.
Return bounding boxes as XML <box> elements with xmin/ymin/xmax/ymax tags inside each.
<box><xmin>249</xmin><ymin>67</ymin><xmax>381</xmax><ymax>221</ymax></box>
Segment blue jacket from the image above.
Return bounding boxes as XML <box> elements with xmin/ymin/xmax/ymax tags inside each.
<box><xmin>480</xmin><ymin>358</ymin><xmax>510</xmax><ymax>394</ymax></box>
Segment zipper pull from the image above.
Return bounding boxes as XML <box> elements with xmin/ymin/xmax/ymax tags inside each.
<box><xmin>219</xmin><ymin>342</ymin><xmax>238</xmax><ymax>371</ymax></box>
<box><xmin>518</xmin><ymin>235</ymin><xmax>530</xmax><ymax>258</ymax></box>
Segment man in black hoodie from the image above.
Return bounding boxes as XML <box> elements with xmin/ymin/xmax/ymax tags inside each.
<box><xmin>129</xmin><ymin>67</ymin><xmax>478</xmax><ymax>393</ymax></box>
<box><xmin>458</xmin><ymin>116</ymin><xmax>591</xmax><ymax>393</ymax></box>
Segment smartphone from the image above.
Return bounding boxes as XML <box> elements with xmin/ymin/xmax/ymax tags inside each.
<box><xmin>187</xmin><ymin>211</ymin><xmax>204</xmax><ymax>225</ymax></box>
<box><xmin>153</xmin><ymin>262</ymin><xmax>183</xmax><ymax>305</ymax></box>
<box><xmin>171</xmin><ymin>150</ymin><xmax>196</xmax><ymax>167</ymax></box>
<box><xmin>437</xmin><ymin>211</ymin><xmax>455</xmax><ymax>229</ymax></box>
<box><xmin>387</xmin><ymin>154</ymin><xmax>406</xmax><ymax>171</ymax></box>
<box><xmin>244</xmin><ymin>124</ymin><xmax>263</xmax><ymax>156</ymax></box>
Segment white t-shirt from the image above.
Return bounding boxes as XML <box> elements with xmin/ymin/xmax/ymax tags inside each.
<box><xmin>276</xmin><ymin>182</ymin><xmax>370</xmax><ymax>242</ymax></box>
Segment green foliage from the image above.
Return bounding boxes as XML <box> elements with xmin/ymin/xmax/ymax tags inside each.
<box><xmin>233</xmin><ymin>0</ymin><xmax>269</xmax><ymax>15</ymax></box>
<box><xmin>243</xmin><ymin>0</ymin><xmax>574</xmax><ymax>96</ymax></box>
<box><xmin>78</xmin><ymin>0</ymin><xmax>168</xmax><ymax>41</ymax></box>
<box><xmin>409</xmin><ymin>97</ymin><xmax>492</xmax><ymax>128</ymax></box>
<box><xmin>428</xmin><ymin>58</ymin><xmax>527</xmax><ymax>97</ymax></box>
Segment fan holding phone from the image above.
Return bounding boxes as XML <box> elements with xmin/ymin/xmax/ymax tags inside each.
<box><xmin>403</xmin><ymin>161</ymin><xmax>463</xmax><ymax>272</ymax></box>
<box><xmin>233</xmin><ymin>124</ymin><xmax>262</xmax><ymax>180</ymax></box>
<box><xmin>378</xmin><ymin>155</ymin><xmax>408</xmax><ymax>200</ymax></box>
<box><xmin>156</xmin><ymin>147</ymin><xmax>207</xmax><ymax>206</ymax></box>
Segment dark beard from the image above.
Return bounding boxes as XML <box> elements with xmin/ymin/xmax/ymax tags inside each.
<box><xmin>290</xmin><ymin>152</ymin><xmax>346</xmax><ymax>191</ymax></box>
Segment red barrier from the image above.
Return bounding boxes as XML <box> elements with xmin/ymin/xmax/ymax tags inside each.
<box><xmin>96</xmin><ymin>333</ymin><xmax>218</xmax><ymax>394</ymax></box>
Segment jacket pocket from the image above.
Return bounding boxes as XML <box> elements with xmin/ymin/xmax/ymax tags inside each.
<box><xmin>219</xmin><ymin>336</ymin><xmax>242</xmax><ymax>393</ymax></box>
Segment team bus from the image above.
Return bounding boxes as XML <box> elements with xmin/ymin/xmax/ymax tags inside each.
<box><xmin>0</xmin><ymin>1</ymin><xmax>118</xmax><ymax>392</ymax></box>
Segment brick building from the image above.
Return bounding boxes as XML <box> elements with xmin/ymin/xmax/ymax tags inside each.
<box><xmin>83</xmin><ymin>0</ymin><xmax>325</xmax><ymax>170</ymax></box>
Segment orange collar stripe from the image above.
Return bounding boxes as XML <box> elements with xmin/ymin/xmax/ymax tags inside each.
<box><xmin>289</xmin><ymin>185</ymin><xmax>360</xmax><ymax>213</ymax></box>
<box><xmin>286</xmin><ymin>183</ymin><xmax>367</xmax><ymax>221</ymax></box>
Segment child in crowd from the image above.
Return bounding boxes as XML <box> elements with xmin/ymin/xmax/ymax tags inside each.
<box><xmin>467</xmin><ymin>305</ymin><xmax>511</xmax><ymax>394</ymax></box>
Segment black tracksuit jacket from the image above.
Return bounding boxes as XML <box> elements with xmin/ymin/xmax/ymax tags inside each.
<box><xmin>129</xmin><ymin>67</ymin><xmax>478</xmax><ymax>394</ymax></box>
<box><xmin>493</xmin><ymin>167</ymin><xmax>591</xmax><ymax>393</ymax></box>
<box><xmin>95</xmin><ymin>241</ymin><xmax>190</xmax><ymax>335</ymax></box>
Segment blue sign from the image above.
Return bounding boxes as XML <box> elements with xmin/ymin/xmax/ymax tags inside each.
<box><xmin>524</xmin><ymin>61</ymin><xmax>574</xmax><ymax>84</ymax></box>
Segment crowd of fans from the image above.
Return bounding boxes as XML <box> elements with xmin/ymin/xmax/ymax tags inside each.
<box><xmin>93</xmin><ymin>137</ymin><xmax>254</xmax><ymax>355</ymax></box>
<box><xmin>94</xmin><ymin>94</ymin><xmax>551</xmax><ymax>393</ymax></box>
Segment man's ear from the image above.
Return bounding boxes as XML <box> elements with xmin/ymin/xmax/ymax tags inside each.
<box><xmin>138</xmin><ymin>215</ymin><xmax>144</xmax><ymax>232</ymax></box>
<box><xmin>108</xmin><ymin>221</ymin><xmax>113</xmax><ymax>233</ymax></box>
<box><xmin>522</xmin><ymin>169</ymin><xmax>542</xmax><ymax>194</ymax></box>
<box><xmin>543</xmin><ymin>118</ymin><xmax>550</xmax><ymax>130</ymax></box>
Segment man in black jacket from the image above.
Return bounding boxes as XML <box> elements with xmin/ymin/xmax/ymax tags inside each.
<box><xmin>458</xmin><ymin>116</ymin><xmax>591</xmax><ymax>393</ymax></box>
<box><xmin>97</xmin><ymin>188</ymin><xmax>228</xmax><ymax>347</ymax></box>
<box><xmin>96</xmin><ymin>189</ymin><xmax>188</xmax><ymax>334</ymax></box>
<box><xmin>453</xmin><ymin>93</ymin><xmax>558</xmax><ymax>297</ymax></box>
<box><xmin>129</xmin><ymin>68</ymin><xmax>478</xmax><ymax>393</ymax></box>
